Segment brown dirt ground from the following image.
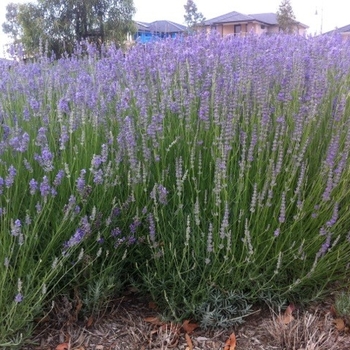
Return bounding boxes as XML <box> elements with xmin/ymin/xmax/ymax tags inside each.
<box><xmin>22</xmin><ymin>292</ymin><xmax>350</xmax><ymax>350</ymax></box>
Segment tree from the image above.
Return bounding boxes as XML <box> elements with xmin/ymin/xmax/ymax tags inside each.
<box><xmin>2</xmin><ymin>3</ymin><xmax>22</xmax><ymax>45</ymax></box>
<box><xmin>184</xmin><ymin>0</ymin><xmax>205</xmax><ymax>31</ymax></box>
<box><xmin>2</xmin><ymin>0</ymin><xmax>136</xmax><ymax>59</ymax></box>
<box><xmin>276</xmin><ymin>0</ymin><xmax>296</xmax><ymax>34</ymax></box>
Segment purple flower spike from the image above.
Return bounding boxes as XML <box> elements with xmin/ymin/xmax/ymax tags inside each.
<box><xmin>11</xmin><ymin>219</ymin><xmax>21</xmax><ymax>237</ymax></box>
<box><xmin>5</xmin><ymin>165</ymin><xmax>16</xmax><ymax>188</ymax></box>
<box><xmin>14</xmin><ymin>293</ymin><xmax>23</xmax><ymax>303</ymax></box>
<box><xmin>29</xmin><ymin>179</ymin><xmax>38</xmax><ymax>195</ymax></box>
<box><xmin>40</xmin><ymin>176</ymin><xmax>51</xmax><ymax>197</ymax></box>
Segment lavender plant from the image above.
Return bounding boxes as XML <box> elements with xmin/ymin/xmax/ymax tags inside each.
<box><xmin>131</xmin><ymin>33</ymin><xmax>350</xmax><ymax>319</ymax></box>
<box><xmin>1</xmin><ymin>33</ymin><xmax>350</xmax><ymax>344</ymax></box>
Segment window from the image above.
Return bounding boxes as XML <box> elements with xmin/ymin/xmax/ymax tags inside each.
<box><xmin>234</xmin><ymin>24</ymin><xmax>241</xmax><ymax>34</ymax></box>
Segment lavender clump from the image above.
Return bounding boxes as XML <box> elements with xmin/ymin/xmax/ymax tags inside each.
<box><xmin>1</xmin><ymin>34</ymin><xmax>350</xmax><ymax>338</ymax></box>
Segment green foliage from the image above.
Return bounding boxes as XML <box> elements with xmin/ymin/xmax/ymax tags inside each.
<box><xmin>334</xmin><ymin>291</ymin><xmax>350</xmax><ymax>324</ymax></box>
<box><xmin>184</xmin><ymin>0</ymin><xmax>205</xmax><ymax>30</ymax></box>
<box><xmin>2</xmin><ymin>0</ymin><xmax>136</xmax><ymax>58</ymax></box>
<box><xmin>194</xmin><ymin>287</ymin><xmax>253</xmax><ymax>330</ymax></box>
<box><xmin>277</xmin><ymin>0</ymin><xmax>296</xmax><ymax>34</ymax></box>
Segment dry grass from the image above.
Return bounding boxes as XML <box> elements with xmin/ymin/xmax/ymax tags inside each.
<box><xmin>266</xmin><ymin>309</ymin><xmax>336</xmax><ymax>350</ymax></box>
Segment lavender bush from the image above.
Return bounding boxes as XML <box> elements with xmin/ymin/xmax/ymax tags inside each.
<box><xmin>1</xmin><ymin>32</ymin><xmax>350</xmax><ymax>344</ymax></box>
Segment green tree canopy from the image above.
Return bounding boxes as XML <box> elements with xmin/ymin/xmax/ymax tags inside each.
<box><xmin>277</xmin><ymin>0</ymin><xmax>296</xmax><ymax>34</ymax></box>
<box><xmin>184</xmin><ymin>0</ymin><xmax>205</xmax><ymax>31</ymax></box>
<box><xmin>2</xmin><ymin>0</ymin><xmax>136</xmax><ymax>59</ymax></box>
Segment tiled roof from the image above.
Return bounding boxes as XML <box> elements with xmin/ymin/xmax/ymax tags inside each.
<box><xmin>249</xmin><ymin>13</ymin><xmax>278</xmax><ymax>25</ymax></box>
<box><xmin>136</xmin><ymin>20</ymin><xmax>186</xmax><ymax>33</ymax></box>
<box><xmin>135</xmin><ymin>21</ymin><xmax>150</xmax><ymax>30</ymax></box>
<box><xmin>205</xmin><ymin>11</ymin><xmax>308</xmax><ymax>28</ymax></box>
<box><xmin>204</xmin><ymin>11</ymin><xmax>253</xmax><ymax>25</ymax></box>
<box><xmin>324</xmin><ymin>24</ymin><xmax>350</xmax><ymax>34</ymax></box>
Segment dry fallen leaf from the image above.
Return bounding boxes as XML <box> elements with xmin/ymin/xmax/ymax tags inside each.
<box><xmin>185</xmin><ymin>333</ymin><xmax>193</xmax><ymax>350</ymax></box>
<box><xmin>330</xmin><ymin>305</ymin><xmax>338</xmax><ymax>318</ymax></box>
<box><xmin>278</xmin><ymin>304</ymin><xmax>295</xmax><ymax>325</ymax></box>
<box><xmin>72</xmin><ymin>347</ymin><xmax>85</xmax><ymax>350</ymax></box>
<box><xmin>148</xmin><ymin>301</ymin><xmax>157</xmax><ymax>309</ymax></box>
<box><xmin>334</xmin><ymin>318</ymin><xmax>346</xmax><ymax>331</ymax></box>
<box><xmin>224</xmin><ymin>332</ymin><xmax>236</xmax><ymax>350</ymax></box>
<box><xmin>56</xmin><ymin>343</ymin><xmax>69</xmax><ymax>350</ymax></box>
<box><xmin>86</xmin><ymin>315</ymin><xmax>94</xmax><ymax>328</ymax></box>
<box><xmin>182</xmin><ymin>320</ymin><xmax>199</xmax><ymax>334</ymax></box>
<box><xmin>144</xmin><ymin>316</ymin><xmax>164</xmax><ymax>326</ymax></box>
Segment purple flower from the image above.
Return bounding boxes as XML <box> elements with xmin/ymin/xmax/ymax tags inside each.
<box><xmin>14</xmin><ymin>293</ymin><xmax>23</xmax><ymax>303</ymax></box>
<box><xmin>23</xmin><ymin>159</ymin><xmax>33</xmax><ymax>172</ymax></box>
<box><xmin>157</xmin><ymin>185</ymin><xmax>168</xmax><ymax>205</ymax></box>
<box><xmin>80</xmin><ymin>216</ymin><xmax>91</xmax><ymax>234</ymax></box>
<box><xmin>127</xmin><ymin>236</ymin><xmax>136</xmax><ymax>245</ymax></box>
<box><xmin>53</xmin><ymin>170</ymin><xmax>65</xmax><ymax>186</ymax></box>
<box><xmin>93</xmin><ymin>169</ymin><xmax>104</xmax><ymax>184</ymax></box>
<box><xmin>58</xmin><ymin>98</ymin><xmax>70</xmax><ymax>114</ymax></box>
<box><xmin>29</xmin><ymin>179</ymin><xmax>38</xmax><ymax>195</ymax></box>
<box><xmin>112</xmin><ymin>207</ymin><xmax>121</xmax><ymax>217</ymax></box>
<box><xmin>101</xmin><ymin>144</ymin><xmax>108</xmax><ymax>163</ymax></box>
<box><xmin>5</xmin><ymin>165</ymin><xmax>16</xmax><ymax>188</ymax></box>
<box><xmin>111</xmin><ymin>227</ymin><xmax>121</xmax><ymax>237</ymax></box>
<box><xmin>278</xmin><ymin>192</ymin><xmax>286</xmax><ymax>223</ymax></box>
<box><xmin>76</xmin><ymin>169</ymin><xmax>86</xmax><ymax>194</ymax></box>
<box><xmin>35</xmin><ymin>202</ymin><xmax>42</xmax><ymax>213</ymax></box>
<box><xmin>129</xmin><ymin>217</ymin><xmax>141</xmax><ymax>234</ymax></box>
<box><xmin>64</xmin><ymin>227</ymin><xmax>85</xmax><ymax>248</ymax></box>
<box><xmin>35</xmin><ymin>147</ymin><xmax>54</xmax><ymax>172</ymax></box>
<box><xmin>9</xmin><ymin>132</ymin><xmax>30</xmax><ymax>152</ymax></box>
<box><xmin>40</xmin><ymin>176</ymin><xmax>51</xmax><ymax>197</ymax></box>
<box><xmin>59</xmin><ymin>125</ymin><xmax>69</xmax><ymax>150</ymax></box>
<box><xmin>148</xmin><ymin>213</ymin><xmax>156</xmax><ymax>244</ymax></box>
<box><xmin>317</xmin><ymin>234</ymin><xmax>331</xmax><ymax>257</ymax></box>
<box><xmin>91</xmin><ymin>155</ymin><xmax>103</xmax><ymax>168</ymax></box>
<box><xmin>11</xmin><ymin>219</ymin><xmax>21</xmax><ymax>236</ymax></box>
<box><xmin>326</xmin><ymin>203</ymin><xmax>339</xmax><ymax>228</ymax></box>
<box><xmin>35</xmin><ymin>127</ymin><xmax>48</xmax><ymax>147</ymax></box>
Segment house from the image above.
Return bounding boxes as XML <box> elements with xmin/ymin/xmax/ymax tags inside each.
<box><xmin>134</xmin><ymin>20</ymin><xmax>187</xmax><ymax>43</ymax></box>
<box><xmin>323</xmin><ymin>24</ymin><xmax>350</xmax><ymax>41</ymax></box>
<box><xmin>202</xmin><ymin>11</ymin><xmax>308</xmax><ymax>37</ymax></box>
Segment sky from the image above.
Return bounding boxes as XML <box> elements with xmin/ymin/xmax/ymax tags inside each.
<box><xmin>0</xmin><ymin>0</ymin><xmax>349</xmax><ymax>58</ymax></box>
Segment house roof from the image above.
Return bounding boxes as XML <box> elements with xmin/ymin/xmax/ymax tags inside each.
<box><xmin>136</xmin><ymin>20</ymin><xmax>186</xmax><ymax>33</ymax></box>
<box><xmin>204</xmin><ymin>11</ymin><xmax>253</xmax><ymax>25</ymax></box>
<box><xmin>324</xmin><ymin>24</ymin><xmax>350</xmax><ymax>34</ymax></box>
<box><xmin>135</xmin><ymin>21</ymin><xmax>150</xmax><ymax>30</ymax></box>
<box><xmin>205</xmin><ymin>11</ymin><xmax>308</xmax><ymax>28</ymax></box>
<box><xmin>249</xmin><ymin>13</ymin><xmax>278</xmax><ymax>25</ymax></box>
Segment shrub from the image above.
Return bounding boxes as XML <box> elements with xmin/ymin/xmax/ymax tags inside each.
<box><xmin>1</xmin><ymin>33</ymin><xmax>350</xmax><ymax>345</ymax></box>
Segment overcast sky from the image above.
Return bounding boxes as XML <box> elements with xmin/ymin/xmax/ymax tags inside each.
<box><xmin>1</xmin><ymin>0</ymin><xmax>348</xmax><ymax>58</ymax></box>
